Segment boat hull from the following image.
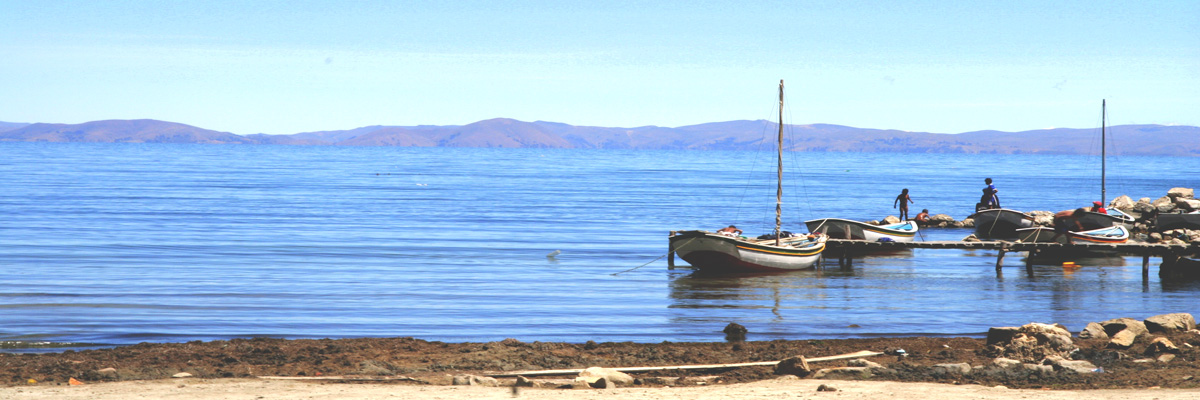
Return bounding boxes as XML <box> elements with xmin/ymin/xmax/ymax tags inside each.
<box><xmin>1016</xmin><ymin>227</ymin><xmax>1066</xmax><ymax>244</ymax></box>
<box><xmin>669</xmin><ymin>231</ymin><xmax>824</xmax><ymax>272</ymax></box>
<box><xmin>804</xmin><ymin>218</ymin><xmax>918</xmax><ymax>242</ymax></box>
<box><xmin>1156</xmin><ymin>212</ymin><xmax>1200</xmax><ymax>231</ymax></box>
<box><xmin>1077</xmin><ymin>209</ymin><xmax>1135</xmax><ymax>230</ymax></box>
<box><xmin>1067</xmin><ymin>225</ymin><xmax>1129</xmax><ymax>244</ymax></box>
<box><xmin>971</xmin><ymin>209</ymin><xmax>1035</xmax><ymax>239</ymax></box>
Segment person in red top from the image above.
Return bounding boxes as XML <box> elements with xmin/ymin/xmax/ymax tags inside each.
<box><xmin>1091</xmin><ymin>201</ymin><xmax>1107</xmax><ymax>214</ymax></box>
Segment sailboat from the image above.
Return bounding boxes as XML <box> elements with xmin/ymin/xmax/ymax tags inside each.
<box><xmin>1075</xmin><ymin>100</ymin><xmax>1135</xmax><ymax>230</ymax></box>
<box><xmin>668</xmin><ymin>80</ymin><xmax>826</xmax><ymax>272</ymax></box>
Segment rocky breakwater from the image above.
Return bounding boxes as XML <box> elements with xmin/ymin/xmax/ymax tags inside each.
<box><xmin>1012</xmin><ymin>187</ymin><xmax>1199</xmax><ymax>245</ymax></box>
<box><xmin>786</xmin><ymin>312</ymin><xmax>1199</xmax><ymax>388</ymax></box>
<box><xmin>873</xmin><ymin>214</ymin><xmax>974</xmax><ymax>229</ymax></box>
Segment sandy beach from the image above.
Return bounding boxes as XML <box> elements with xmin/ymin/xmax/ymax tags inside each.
<box><xmin>5</xmin><ymin>378</ymin><xmax>1200</xmax><ymax>400</ymax></box>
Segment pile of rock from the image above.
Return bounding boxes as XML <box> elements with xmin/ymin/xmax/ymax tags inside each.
<box><xmin>876</xmin><ymin>214</ymin><xmax>973</xmax><ymax>228</ymax></box>
<box><xmin>1078</xmin><ymin>313</ymin><xmax>1195</xmax><ymax>362</ymax></box>
<box><xmin>925</xmin><ymin>313</ymin><xmax>1197</xmax><ymax>381</ymax></box>
<box><xmin>1116</xmin><ymin>187</ymin><xmax>1200</xmax><ymax>215</ymax></box>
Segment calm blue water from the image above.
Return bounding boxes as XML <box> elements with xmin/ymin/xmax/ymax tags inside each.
<box><xmin>1</xmin><ymin>142</ymin><xmax>1198</xmax><ymax>351</ymax></box>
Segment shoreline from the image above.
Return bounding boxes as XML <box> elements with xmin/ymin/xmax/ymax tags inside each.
<box><xmin>2</xmin><ymin>323</ymin><xmax>1197</xmax><ymax>392</ymax></box>
<box><xmin>5</xmin><ymin>377</ymin><xmax>1199</xmax><ymax>400</ymax></box>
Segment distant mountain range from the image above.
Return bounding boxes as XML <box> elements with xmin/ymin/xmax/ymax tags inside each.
<box><xmin>1</xmin><ymin>118</ymin><xmax>1197</xmax><ymax>156</ymax></box>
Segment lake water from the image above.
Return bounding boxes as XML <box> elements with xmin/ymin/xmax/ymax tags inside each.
<box><xmin>1</xmin><ymin>142</ymin><xmax>1198</xmax><ymax>351</ymax></box>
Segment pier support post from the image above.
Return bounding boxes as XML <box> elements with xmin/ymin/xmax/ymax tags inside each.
<box><xmin>667</xmin><ymin>237</ymin><xmax>675</xmax><ymax>270</ymax></box>
<box><xmin>995</xmin><ymin>245</ymin><xmax>1006</xmax><ymax>270</ymax></box>
<box><xmin>1142</xmin><ymin>253</ymin><xmax>1150</xmax><ymax>279</ymax></box>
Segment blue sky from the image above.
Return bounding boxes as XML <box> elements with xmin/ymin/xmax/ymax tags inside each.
<box><xmin>2</xmin><ymin>0</ymin><xmax>1197</xmax><ymax>135</ymax></box>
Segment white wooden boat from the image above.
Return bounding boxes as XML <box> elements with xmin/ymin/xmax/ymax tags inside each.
<box><xmin>804</xmin><ymin>218</ymin><xmax>918</xmax><ymax>242</ymax></box>
<box><xmin>1067</xmin><ymin>225</ymin><xmax>1129</xmax><ymax>244</ymax></box>
<box><xmin>669</xmin><ymin>230</ymin><xmax>826</xmax><ymax>272</ymax></box>
<box><xmin>668</xmin><ymin>80</ymin><xmax>825</xmax><ymax>272</ymax></box>
<box><xmin>1018</xmin><ymin>225</ymin><xmax>1129</xmax><ymax>245</ymax></box>
<box><xmin>970</xmin><ymin>208</ymin><xmax>1035</xmax><ymax>239</ymax></box>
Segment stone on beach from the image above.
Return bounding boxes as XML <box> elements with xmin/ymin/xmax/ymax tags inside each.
<box><xmin>985</xmin><ymin>323</ymin><xmax>1076</xmax><ymax>363</ymax></box>
<box><xmin>1100</xmin><ymin>318</ymin><xmax>1148</xmax><ymax>338</ymax></box>
<box><xmin>451</xmin><ymin>374</ymin><xmax>499</xmax><ymax>386</ymax></box>
<box><xmin>773</xmin><ymin>356</ymin><xmax>811</xmax><ymax>376</ymax></box>
<box><xmin>578</xmin><ymin>367</ymin><xmax>634</xmax><ymax>386</ymax></box>
<box><xmin>1108</xmin><ymin>330</ymin><xmax>1139</xmax><ymax>349</ymax></box>
<box><xmin>1145</xmin><ymin>337</ymin><xmax>1181</xmax><ymax>356</ymax></box>
<box><xmin>1079</xmin><ymin>322</ymin><xmax>1109</xmax><ymax>340</ymax></box>
<box><xmin>1144</xmin><ymin>313</ymin><xmax>1196</xmax><ymax>333</ymax></box>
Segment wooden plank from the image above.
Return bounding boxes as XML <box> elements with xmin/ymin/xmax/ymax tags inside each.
<box><xmin>486</xmin><ymin>350</ymin><xmax>884</xmax><ymax>377</ymax></box>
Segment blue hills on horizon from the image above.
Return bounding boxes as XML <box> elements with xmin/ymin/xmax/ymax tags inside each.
<box><xmin>1</xmin><ymin>118</ymin><xmax>1197</xmax><ymax>156</ymax></box>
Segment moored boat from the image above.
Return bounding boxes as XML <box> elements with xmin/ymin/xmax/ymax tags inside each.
<box><xmin>971</xmin><ymin>208</ymin><xmax>1035</xmax><ymax>239</ymax></box>
<box><xmin>1077</xmin><ymin>208</ymin><xmax>1135</xmax><ymax>230</ymax></box>
<box><xmin>804</xmin><ymin>218</ymin><xmax>918</xmax><ymax>242</ymax></box>
<box><xmin>667</xmin><ymin>80</ymin><xmax>825</xmax><ymax>272</ymax></box>
<box><xmin>1015</xmin><ymin>226</ymin><xmax>1065</xmax><ymax>243</ymax></box>
<box><xmin>668</xmin><ymin>230</ymin><xmax>826</xmax><ymax>272</ymax></box>
<box><xmin>1067</xmin><ymin>225</ymin><xmax>1129</xmax><ymax>244</ymax></box>
<box><xmin>1156</xmin><ymin>211</ymin><xmax>1200</xmax><ymax>231</ymax></box>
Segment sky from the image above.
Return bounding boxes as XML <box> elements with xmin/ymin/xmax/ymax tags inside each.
<box><xmin>2</xmin><ymin>0</ymin><xmax>1198</xmax><ymax>135</ymax></box>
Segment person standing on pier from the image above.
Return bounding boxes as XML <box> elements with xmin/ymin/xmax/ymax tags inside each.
<box><xmin>894</xmin><ymin>188</ymin><xmax>914</xmax><ymax>220</ymax></box>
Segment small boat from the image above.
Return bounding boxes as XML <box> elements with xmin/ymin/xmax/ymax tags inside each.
<box><xmin>1156</xmin><ymin>211</ymin><xmax>1200</xmax><ymax>231</ymax></box>
<box><xmin>669</xmin><ymin>230</ymin><xmax>826</xmax><ymax>272</ymax></box>
<box><xmin>970</xmin><ymin>208</ymin><xmax>1035</xmax><ymax>239</ymax></box>
<box><xmin>804</xmin><ymin>218</ymin><xmax>918</xmax><ymax>242</ymax></box>
<box><xmin>1076</xmin><ymin>208</ymin><xmax>1136</xmax><ymax>230</ymax></box>
<box><xmin>668</xmin><ymin>80</ymin><xmax>825</xmax><ymax>272</ymax></box>
<box><xmin>1067</xmin><ymin>225</ymin><xmax>1129</xmax><ymax>244</ymax></box>
<box><xmin>1017</xmin><ymin>225</ymin><xmax>1130</xmax><ymax>244</ymax></box>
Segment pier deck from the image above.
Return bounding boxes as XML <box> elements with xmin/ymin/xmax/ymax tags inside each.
<box><xmin>823</xmin><ymin>239</ymin><xmax>1198</xmax><ymax>278</ymax></box>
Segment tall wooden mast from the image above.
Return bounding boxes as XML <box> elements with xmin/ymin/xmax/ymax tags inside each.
<box><xmin>1101</xmin><ymin>99</ymin><xmax>1106</xmax><ymax>205</ymax></box>
<box><xmin>775</xmin><ymin>80</ymin><xmax>784</xmax><ymax>246</ymax></box>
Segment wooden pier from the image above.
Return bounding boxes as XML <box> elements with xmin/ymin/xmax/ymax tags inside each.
<box><xmin>823</xmin><ymin>239</ymin><xmax>1199</xmax><ymax>279</ymax></box>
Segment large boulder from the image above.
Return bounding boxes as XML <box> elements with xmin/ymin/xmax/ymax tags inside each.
<box><xmin>1100</xmin><ymin>318</ymin><xmax>1148</xmax><ymax>338</ymax></box>
<box><xmin>929</xmin><ymin>213</ymin><xmax>956</xmax><ymax>223</ymax></box>
<box><xmin>881</xmin><ymin>215</ymin><xmax>901</xmax><ymax>224</ymax></box>
<box><xmin>1145</xmin><ymin>337</ymin><xmax>1181</xmax><ymax>356</ymax></box>
<box><xmin>1108</xmin><ymin>330</ymin><xmax>1139</xmax><ymax>349</ymax></box>
<box><xmin>774</xmin><ymin>356</ymin><xmax>811</xmax><ymax>376</ymax></box>
<box><xmin>1177</xmin><ymin>199</ymin><xmax>1200</xmax><ymax>212</ymax></box>
<box><xmin>1167</xmin><ymin>187</ymin><xmax>1195</xmax><ymax>199</ymax></box>
<box><xmin>1153</xmin><ymin>196</ymin><xmax>1177</xmax><ymax>213</ymax></box>
<box><xmin>986</xmin><ymin>327</ymin><xmax>1021</xmax><ymax>346</ymax></box>
<box><xmin>1043</xmin><ymin>356</ymin><xmax>1100</xmax><ymax>374</ymax></box>
<box><xmin>1144</xmin><ymin>313</ymin><xmax>1196</xmax><ymax>333</ymax></box>
<box><xmin>1109</xmin><ymin>195</ymin><xmax>1135</xmax><ymax>211</ymax></box>
<box><xmin>986</xmin><ymin>323</ymin><xmax>1076</xmax><ymax>363</ymax></box>
<box><xmin>1133</xmin><ymin>201</ymin><xmax>1157</xmax><ymax>214</ymax></box>
<box><xmin>1078</xmin><ymin>322</ymin><xmax>1109</xmax><ymax>340</ymax></box>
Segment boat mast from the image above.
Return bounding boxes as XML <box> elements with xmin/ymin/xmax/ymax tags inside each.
<box><xmin>775</xmin><ymin>80</ymin><xmax>784</xmax><ymax>246</ymax></box>
<box><xmin>1101</xmin><ymin>99</ymin><xmax>1106</xmax><ymax>206</ymax></box>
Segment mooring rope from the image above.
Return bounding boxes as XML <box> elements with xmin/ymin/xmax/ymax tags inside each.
<box><xmin>611</xmin><ymin>237</ymin><xmax>698</xmax><ymax>276</ymax></box>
